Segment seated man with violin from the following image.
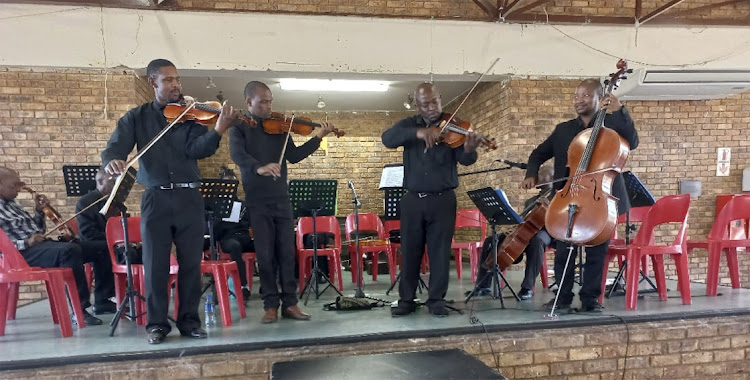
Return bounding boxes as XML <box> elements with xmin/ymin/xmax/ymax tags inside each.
<box><xmin>522</xmin><ymin>78</ymin><xmax>638</xmax><ymax>313</ymax></box>
<box><xmin>0</xmin><ymin>167</ymin><xmax>113</xmax><ymax>325</ymax></box>
<box><xmin>472</xmin><ymin>165</ymin><xmax>554</xmax><ymax>300</ymax></box>
<box><xmin>202</xmin><ymin>166</ymin><xmax>254</xmax><ymax>302</ymax></box>
<box><xmin>229</xmin><ymin>81</ymin><xmax>337</xmax><ymax>324</ymax></box>
<box><xmin>383</xmin><ymin>83</ymin><xmax>481</xmax><ymax>318</ymax></box>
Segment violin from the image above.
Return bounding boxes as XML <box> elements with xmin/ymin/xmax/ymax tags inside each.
<box><xmin>485</xmin><ymin>189</ymin><xmax>550</xmax><ymax>270</ymax></box>
<box><xmin>544</xmin><ymin>59</ymin><xmax>632</xmax><ymax>246</ymax></box>
<box><xmin>431</xmin><ymin>114</ymin><xmax>497</xmax><ymax>150</ymax></box>
<box><xmin>22</xmin><ymin>186</ymin><xmax>76</xmax><ymax>242</ymax></box>
<box><xmin>257</xmin><ymin>112</ymin><xmax>345</xmax><ymax>138</ymax></box>
<box><xmin>163</xmin><ymin>99</ymin><xmax>253</xmax><ymax>127</ymax></box>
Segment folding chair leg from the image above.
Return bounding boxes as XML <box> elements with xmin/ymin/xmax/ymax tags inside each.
<box><xmin>6</xmin><ymin>282</ymin><xmax>19</xmax><ymax>320</ymax></box>
<box><xmin>676</xmin><ymin>252</ymin><xmax>692</xmax><ymax>305</ymax></box>
<box><xmin>212</xmin><ymin>266</ymin><xmax>233</xmax><ymax>327</ymax></box>
<box><xmin>726</xmin><ymin>247</ymin><xmax>741</xmax><ymax>288</ymax></box>
<box><xmin>651</xmin><ymin>255</ymin><xmax>668</xmax><ymax>301</ymax></box>
<box><xmin>230</xmin><ymin>269</ymin><xmax>246</xmax><ymax>318</ymax></box>
<box><xmin>625</xmin><ymin>250</ymin><xmax>640</xmax><ymax>310</ymax></box>
<box><xmin>0</xmin><ymin>283</ymin><xmax>8</xmax><ymax>336</ymax></box>
<box><xmin>705</xmin><ymin>243</ymin><xmax>722</xmax><ymax>296</ymax></box>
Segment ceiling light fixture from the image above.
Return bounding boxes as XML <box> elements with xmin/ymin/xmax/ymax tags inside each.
<box><xmin>403</xmin><ymin>93</ymin><xmax>413</xmax><ymax>109</ymax></box>
<box><xmin>205</xmin><ymin>77</ymin><xmax>217</xmax><ymax>89</ymax></box>
<box><xmin>316</xmin><ymin>95</ymin><xmax>326</xmax><ymax>109</ymax></box>
<box><xmin>279</xmin><ymin>78</ymin><xmax>389</xmax><ymax>92</ymax></box>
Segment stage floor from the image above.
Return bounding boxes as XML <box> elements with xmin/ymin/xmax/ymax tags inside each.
<box><xmin>3</xmin><ymin>263</ymin><xmax>750</xmax><ymax>371</ymax></box>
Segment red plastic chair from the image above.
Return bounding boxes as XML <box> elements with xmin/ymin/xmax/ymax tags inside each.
<box><xmin>345</xmin><ymin>213</ymin><xmax>395</xmax><ymax>284</ymax></box>
<box><xmin>451</xmin><ymin>209</ymin><xmax>486</xmax><ymax>282</ymax></box>
<box><xmin>690</xmin><ymin>195</ymin><xmax>750</xmax><ymax>296</ymax></box>
<box><xmin>0</xmin><ymin>229</ymin><xmax>86</xmax><ymax>337</ymax></box>
<box><xmin>598</xmin><ymin>206</ymin><xmax>653</xmax><ymax>303</ymax></box>
<box><xmin>607</xmin><ymin>194</ymin><xmax>692</xmax><ymax>310</ymax></box>
<box><xmin>105</xmin><ymin>217</ymin><xmax>180</xmax><ymax>326</ymax></box>
<box><xmin>200</xmin><ymin>257</ymin><xmax>246</xmax><ymax>326</ymax></box>
<box><xmin>296</xmin><ymin>216</ymin><xmax>343</xmax><ymax>293</ymax></box>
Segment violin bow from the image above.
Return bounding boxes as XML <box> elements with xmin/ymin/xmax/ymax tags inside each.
<box><xmin>272</xmin><ymin>113</ymin><xmax>296</xmax><ymax>181</ymax></box>
<box><xmin>440</xmin><ymin>58</ymin><xmax>500</xmax><ymax>136</ymax></box>
<box><xmin>100</xmin><ymin>98</ymin><xmax>198</xmax><ymax>215</ymax></box>
<box><xmin>43</xmin><ymin>193</ymin><xmax>110</xmax><ymax>238</ymax></box>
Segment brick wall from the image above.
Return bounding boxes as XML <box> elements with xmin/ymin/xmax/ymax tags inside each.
<box><xmin>166</xmin><ymin>0</ymin><xmax>750</xmax><ymax>22</ymax></box>
<box><xmin>0</xmin><ymin>67</ymin><xmax>150</xmax><ymax>306</ymax></box>
<box><xmin>4</xmin><ymin>314</ymin><xmax>750</xmax><ymax>379</ymax></box>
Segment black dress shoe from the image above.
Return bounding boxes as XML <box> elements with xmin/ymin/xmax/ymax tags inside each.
<box><xmin>73</xmin><ymin>310</ymin><xmax>103</xmax><ymax>326</ymax></box>
<box><xmin>390</xmin><ymin>302</ymin><xmax>416</xmax><ymax>318</ymax></box>
<box><xmin>148</xmin><ymin>328</ymin><xmax>167</xmax><ymax>344</ymax></box>
<box><xmin>428</xmin><ymin>305</ymin><xmax>449</xmax><ymax>318</ymax></box>
<box><xmin>518</xmin><ymin>288</ymin><xmax>533</xmax><ymax>300</ymax></box>
<box><xmin>580</xmin><ymin>301</ymin><xmax>604</xmax><ymax>313</ymax></box>
<box><xmin>92</xmin><ymin>300</ymin><xmax>118</xmax><ymax>315</ymax></box>
<box><xmin>180</xmin><ymin>328</ymin><xmax>207</xmax><ymax>339</ymax></box>
<box><xmin>465</xmin><ymin>287</ymin><xmax>491</xmax><ymax>297</ymax></box>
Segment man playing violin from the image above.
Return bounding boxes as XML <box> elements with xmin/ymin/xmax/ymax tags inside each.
<box><xmin>473</xmin><ymin>165</ymin><xmax>554</xmax><ymax>300</ymax></box>
<box><xmin>521</xmin><ymin>78</ymin><xmax>638</xmax><ymax>313</ymax></box>
<box><xmin>0</xmin><ymin>167</ymin><xmax>113</xmax><ymax>326</ymax></box>
<box><xmin>229</xmin><ymin>81</ymin><xmax>336</xmax><ymax>323</ymax></box>
<box><xmin>383</xmin><ymin>83</ymin><xmax>480</xmax><ymax>318</ymax></box>
<box><xmin>102</xmin><ymin>59</ymin><xmax>236</xmax><ymax>344</ymax></box>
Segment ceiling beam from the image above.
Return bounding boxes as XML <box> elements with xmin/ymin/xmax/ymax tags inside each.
<box><xmin>502</xmin><ymin>0</ymin><xmax>523</xmax><ymax>16</ymax></box>
<box><xmin>1</xmin><ymin>0</ymin><xmax>166</xmax><ymax>8</ymax></box>
<box><xmin>658</xmin><ymin>0</ymin><xmax>749</xmax><ymax>18</ymax></box>
<box><xmin>504</xmin><ymin>0</ymin><xmax>555</xmax><ymax>18</ymax></box>
<box><xmin>635</xmin><ymin>0</ymin><xmax>642</xmax><ymax>19</ymax></box>
<box><xmin>503</xmin><ymin>12</ymin><xmax>750</xmax><ymax>27</ymax></box>
<box><xmin>638</xmin><ymin>0</ymin><xmax>688</xmax><ymax>25</ymax></box>
<box><xmin>471</xmin><ymin>0</ymin><xmax>499</xmax><ymax>20</ymax></box>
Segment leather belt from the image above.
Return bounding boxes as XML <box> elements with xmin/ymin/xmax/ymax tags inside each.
<box><xmin>415</xmin><ymin>191</ymin><xmax>443</xmax><ymax>199</ymax></box>
<box><xmin>156</xmin><ymin>182</ymin><xmax>201</xmax><ymax>190</ymax></box>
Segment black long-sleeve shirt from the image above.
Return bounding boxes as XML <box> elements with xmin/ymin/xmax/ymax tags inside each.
<box><xmin>101</xmin><ymin>100</ymin><xmax>222</xmax><ymax>187</ymax></box>
<box><xmin>382</xmin><ymin>113</ymin><xmax>478</xmax><ymax>193</ymax></box>
<box><xmin>75</xmin><ymin>190</ymin><xmax>108</xmax><ymax>242</ymax></box>
<box><xmin>525</xmin><ymin>107</ymin><xmax>639</xmax><ymax>213</ymax></box>
<box><xmin>229</xmin><ymin>113</ymin><xmax>322</xmax><ymax>205</ymax></box>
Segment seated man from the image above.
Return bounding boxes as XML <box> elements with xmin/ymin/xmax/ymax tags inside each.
<box><xmin>472</xmin><ymin>165</ymin><xmax>554</xmax><ymax>300</ymax></box>
<box><xmin>203</xmin><ymin>167</ymin><xmax>255</xmax><ymax>301</ymax></box>
<box><xmin>0</xmin><ymin>167</ymin><xmax>114</xmax><ymax>324</ymax></box>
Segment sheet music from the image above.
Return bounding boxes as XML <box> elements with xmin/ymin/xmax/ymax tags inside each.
<box><xmin>379</xmin><ymin>165</ymin><xmax>404</xmax><ymax>189</ymax></box>
<box><xmin>222</xmin><ymin>201</ymin><xmax>242</xmax><ymax>223</ymax></box>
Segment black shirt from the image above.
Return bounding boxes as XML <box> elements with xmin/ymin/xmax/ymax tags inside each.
<box><xmin>101</xmin><ymin>100</ymin><xmax>222</xmax><ymax>187</ymax></box>
<box><xmin>229</xmin><ymin>113</ymin><xmax>322</xmax><ymax>205</ymax></box>
<box><xmin>381</xmin><ymin>113</ymin><xmax>478</xmax><ymax>193</ymax></box>
<box><xmin>76</xmin><ymin>189</ymin><xmax>108</xmax><ymax>242</ymax></box>
<box><xmin>525</xmin><ymin>107</ymin><xmax>639</xmax><ymax>213</ymax></box>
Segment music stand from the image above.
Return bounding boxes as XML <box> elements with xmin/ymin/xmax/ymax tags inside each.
<box><xmin>199</xmin><ymin>179</ymin><xmax>238</xmax><ymax>300</ymax></box>
<box><xmin>383</xmin><ymin>187</ymin><xmax>428</xmax><ymax>296</ymax></box>
<box><xmin>62</xmin><ymin>165</ymin><xmax>99</xmax><ymax>196</ymax></box>
<box><xmin>289</xmin><ymin>179</ymin><xmax>342</xmax><ymax>304</ymax></box>
<box><xmin>606</xmin><ymin>171</ymin><xmax>659</xmax><ymax>298</ymax></box>
<box><xmin>464</xmin><ymin>187</ymin><xmax>523</xmax><ymax>306</ymax></box>
<box><xmin>105</xmin><ymin>168</ymin><xmax>143</xmax><ymax>336</ymax></box>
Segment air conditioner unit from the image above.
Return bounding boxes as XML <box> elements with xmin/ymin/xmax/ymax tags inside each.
<box><xmin>611</xmin><ymin>69</ymin><xmax>750</xmax><ymax>101</ymax></box>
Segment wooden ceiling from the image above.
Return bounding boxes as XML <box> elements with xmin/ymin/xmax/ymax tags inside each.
<box><xmin>473</xmin><ymin>0</ymin><xmax>750</xmax><ymax>26</ymax></box>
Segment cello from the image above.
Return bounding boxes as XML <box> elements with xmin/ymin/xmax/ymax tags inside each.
<box><xmin>544</xmin><ymin>60</ymin><xmax>632</xmax><ymax>246</ymax></box>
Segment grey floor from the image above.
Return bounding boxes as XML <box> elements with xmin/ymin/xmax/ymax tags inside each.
<box><xmin>3</xmin><ymin>262</ymin><xmax>750</xmax><ymax>370</ymax></box>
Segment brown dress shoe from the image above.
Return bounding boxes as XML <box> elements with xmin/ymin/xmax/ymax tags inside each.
<box><xmin>261</xmin><ymin>308</ymin><xmax>278</xmax><ymax>324</ymax></box>
<box><xmin>281</xmin><ymin>305</ymin><xmax>311</xmax><ymax>320</ymax></box>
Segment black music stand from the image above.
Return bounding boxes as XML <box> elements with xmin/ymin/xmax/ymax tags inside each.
<box><xmin>383</xmin><ymin>188</ymin><xmax>428</xmax><ymax>296</ymax></box>
<box><xmin>62</xmin><ymin>165</ymin><xmax>99</xmax><ymax>196</ymax></box>
<box><xmin>465</xmin><ymin>187</ymin><xmax>523</xmax><ymax>306</ymax></box>
<box><xmin>104</xmin><ymin>168</ymin><xmax>144</xmax><ymax>336</ymax></box>
<box><xmin>605</xmin><ymin>171</ymin><xmax>659</xmax><ymax>298</ymax></box>
<box><xmin>289</xmin><ymin>179</ymin><xmax>342</xmax><ymax>304</ymax></box>
<box><xmin>199</xmin><ymin>179</ymin><xmax>239</xmax><ymax>300</ymax></box>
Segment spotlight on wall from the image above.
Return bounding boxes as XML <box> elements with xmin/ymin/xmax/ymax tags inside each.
<box><xmin>205</xmin><ymin>77</ymin><xmax>217</xmax><ymax>89</ymax></box>
<box><xmin>317</xmin><ymin>95</ymin><xmax>326</xmax><ymax>109</ymax></box>
<box><xmin>403</xmin><ymin>94</ymin><xmax>413</xmax><ymax>110</ymax></box>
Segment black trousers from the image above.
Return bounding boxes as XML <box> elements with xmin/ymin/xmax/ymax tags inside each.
<box><xmin>398</xmin><ymin>190</ymin><xmax>456</xmax><ymax>309</ymax></box>
<box><xmin>476</xmin><ymin>228</ymin><xmax>551</xmax><ymax>291</ymax></box>
<box><xmin>21</xmin><ymin>239</ymin><xmax>114</xmax><ymax>308</ymax></box>
<box><xmin>141</xmin><ymin>188</ymin><xmax>204</xmax><ymax>334</ymax></box>
<box><xmin>220</xmin><ymin>234</ymin><xmax>254</xmax><ymax>287</ymax></box>
<box><xmin>246</xmin><ymin>201</ymin><xmax>297</xmax><ymax>310</ymax></box>
<box><xmin>554</xmin><ymin>239</ymin><xmax>608</xmax><ymax>305</ymax></box>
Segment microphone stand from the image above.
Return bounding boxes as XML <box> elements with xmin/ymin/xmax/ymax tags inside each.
<box><xmin>349</xmin><ymin>181</ymin><xmax>365</xmax><ymax>298</ymax></box>
<box><xmin>459</xmin><ymin>165</ymin><xmax>514</xmax><ymax>177</ymax></box>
